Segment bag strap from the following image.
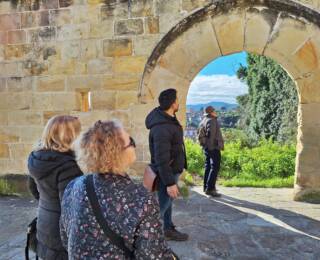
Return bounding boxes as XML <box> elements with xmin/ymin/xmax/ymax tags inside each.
<box><xmin>85</xmin><ymin>175</ymin><xmax>134</xmax><ymax>259</ymax></box>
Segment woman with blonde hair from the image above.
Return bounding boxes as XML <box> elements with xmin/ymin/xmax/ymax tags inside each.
<box><xmin>60</xmin><ymin>120</ymin><xmax>178</xmax><ymax>259</ymax></box>
<box><xmin>28</xmin><ymin>115</ymin><xmax>83</xmax><ymax>260</ymax></box>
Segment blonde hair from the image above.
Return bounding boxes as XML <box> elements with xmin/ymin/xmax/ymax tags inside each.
<box><xmin>38</xmin><ymin>115</ymin><xmax>81</xmax><ymax>152</ymax></box>
<box><xmin>76</xmin><ymin>120</ymin><xmax>126</xmax><ymax>174</ymax></box>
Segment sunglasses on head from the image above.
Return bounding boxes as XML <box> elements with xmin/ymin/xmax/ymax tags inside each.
<box><xmin>124</xmin><ymin>136</ymin><xmax>136</xmax><ymax>149</ymax></box>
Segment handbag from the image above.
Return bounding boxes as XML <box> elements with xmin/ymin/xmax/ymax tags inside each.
<box><xmin>85</xmin><ymin>175</ymin><xmax>134</xmax><ymax>259</ymax></box>
<box><xmin>143</xmin><ymin>165</ymin><xmax>159</xmax><ymax>192</ymax></box>
<box><xmin>25</xmin><ymin>217</ymin><xmax>39</xmax><ymax>260</ymax></box>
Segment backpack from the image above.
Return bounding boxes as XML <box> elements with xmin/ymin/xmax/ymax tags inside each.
<box><xmin>197</xmin><ymin>120</ymin><xmax>208</xmax><ymax>147</ymax></box>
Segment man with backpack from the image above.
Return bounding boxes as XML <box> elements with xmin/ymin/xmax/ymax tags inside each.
<box><xmin>197</xmin><ymin>106</ymin><xmax>224</xmax><ymax>197</ymax></box>
<box><xmin>145</xmin><ymin>88</ymin><xmax>189</xmax><ymax>241</ymax></box>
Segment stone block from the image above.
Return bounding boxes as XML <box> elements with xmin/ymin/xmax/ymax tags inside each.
<box><xmin>100</xmin><ymin>2</ymin><xmax>128</xmax><ymax>19</ymax></box>
<box><xmin>101</xmin><ymin>75</ymin><xmax>140</xmax><ymax>91</ymax></box>
<box><xmin>59</xmin><ymin>0</ymin><xmax>74</xmax><ymax>8</ymax></box>
<box><xmin>37</xmin><ymin>76</ymin><xmax>65</xmax><ymax>92</ymax></box>
<box><xmin>91</xmin><ymin>91</ymin><xmax>116</xmax><ymax>110</ymax></box>
<box><xmin>8</xmin><ymin>111</ymin><xmax>42</xmax><ymax>126</ymax></box>
<box><xmin>2</xmin><ymin>92</ymin><xmax>32</xmax><ymax>110</ymax></box>
<box><xmin>0</xmin><ymin>112</ymin><xmax>8</xmax><ymax>126</ymax></box>
<box><xmin>7</xmin><ymin>30</ymin><xmax>27</xmax><ymax>45</ymax></box>
<box><xmin>18</xmin><ymin>126</ymin><xmax>42</xmax><ymax>143</ymax></box>
<box><xmin>264</xmin><ymin>15</ymin><xmax>314</xmax><ymax>75</ymax></box>
<box><xmin>32</xmin><ymin>93</ymin><xmax>53</xmax><ymax>110</ymax></box>
<box><xmin>133</xmin><ymin>35</ymin><xmax>159</xmax><ymax>56</ymax></box>
<box><xmin>51</xmin><ymin>92</ymin><xmax>81</xmax><ymax>111</ymax></box>
<box><xmin>9</xmin><ymin>144</ymin><xmax>33</xmax><ymax>159</ymax></box>
<box><xmin>109</xmin><ymin>110</ymin><xmax>130</xmax><ymax>127</ymax></box>
<box><xmin>130</xmin><ymin>0</ymin><xmax>153</xmax><ymax>17</ymax></box>
<box><xmin>49</xmin><ymin>9</ymin><xmax>72</xmax><ymax>26</ymax></box>
<box><xmin>0</xmin><ymin>14</ymin><xmax>21</xmax><ymax>31</ymax></box>
<box><xmin>244</xmin><ymin>8</ymin><xmax>277</xmax><ymax>54</ymax></box>
<box><xmin>0</xmin><ymin>144</ymin><xmax>9</xmax><ymax>158</ymax></box>
<box><xmin>72</xmin><ymin>110</ymin><xmax>110</xmax><ymax>127</ymax></box>
<box><xmin>145</xmin><ymin>17</ymin><xmax>159</xmax><ymax>34</ymax></box>
<box><xmin>87</xmin><ymin>58</ymin><xmax>113</xmax><ymax>74</ymax></box>
<box><xmin>0</xmin><ymin>32</ymin><xmax>7</xmax><ymax>44</ymax></box>
<box><xmin>181</xmin><ymin>0</ymin><xmax>211</xmax><ymax>12</ymax></box>
<box><xmin>140</xmin><ymin>65</ymin><xmax>189</xmax><ymax>103</ymax></box>
<box><xmin>43</xmin><ymin>111</ymin><xmax>70</xmax><ymax>124</ymax></box>
<box><xmin>39</xmin><ymin>11</ymin><xmax>50</xmax><ymax>27</ymax></box>
<box><xmin>66</xmin><ymin>75</ymin><xmax>102</xmax><ymax>91</ymax></box>
<box><xmin>80</xmin><ymin>39</ymin><xmax>101</xmax><ymax>60</ymax></box>
<box><xmin>40</xmin><ymin>0</ymin><xmax>59</xmax><ymax>10</ymax></box>
<box><xmin>159</xmin><ymin>19</ymin><xmax>220</xmax><ymax>80</ymax></box>
<box><xmin>155</xmin><ymin>0</ymin><xmax>181</xmax><ymax>15</ymax></box>
<box><xmin>296</xmin><ymin>70</ymin><xmax>320</xmax><ymax>103</ymax></box>
<box><xmin>89</xmin><ymin>20</ymin><xmax>113</xmax><ymax>38</ymax></box>
<box><xmin>27</xmin><ymin>27</ymin><xmax>56</xmax><ymax>43</ymax></box>
<box><xmin>115</xmin><ymin>19</ymin><xmax>144</xmax><ymax>35</ymax></box>
<box><xmin>113</xmin><ymin>56</ymin><xmax>146</xmax><ymax>74</ymax></box>
<box><xmin>48</xmin><ymin>59</ymin><xmax>76</xmax><ymax>75</ymax></box>
<box><xmin>116</xmin><ymin>91</ymin><xmax>138</xmax><ymax>109</ymax></box>
<box><xmin>22</xmin><ymin>59</ymin><xmax>49</xmax><ymax>76</ymax></box>
<box><xmin>57</xmin><ymin>24</ymin><xmax>90</xmax><ymax>41</ymax></box>
<box><xmin>0</xmin><ymin>62</ymin><xmax>23</xmax><ymax>77</ymax></box>
<box><xmin>159</xmin><ymin>13</ymin><xmax>184</xmax><ymax>34</ymax></box>
<box><xmin>7</xmin><ymin>77</ymin><xmax>33</xmax><ymax>92</ymax></box>
<box><xmin>61</xmin><ymin>41</ymin><xmax>81</xmax><ymax>60</ymax></box>
<box><xmin>21</xmin><ymin>12</ymin><xmax>38</xmax><ymax>28</ymax></box>
<box><xmin>0</xmin><ymin>78</ymin><xmax>6</xmax><ymax>91</ymax></box>
<box><xmin>72</xmin><ymin>6</ymin><xmax>100</xmax><ymax>24</ymax></box>
<box><xmin>130</xmin><ymin>103</ymin><xmax>154</xmax><ymax>127</ymax></box>
<box><xmin>297</xmin><ymin>103</ymin><xmax>320</xmax><ymax>127</ymax></box>
<box><xmin>43</xmin><ymin>45</ymin><xmax>60</xmax><ymax>61</ymax></box>
<box><xmin>103</xmin><ymin>38</ymin><xmax>132</xmax><ymax>57</ymax></box>
<box><xmin>4</xmin><ymin>44</ymin><xmax>31</xmax><ymax>60</ymax></box>
<box><xmin>0</xmin><ymin>130</ymin><xmax>19</xmax><ymax>143</ymax></box>
<box><xmin>212</xmin><ymin>9</ymin><xmax>245</xmax><ymax>55</ymax></box>
<box><xmin>6</xmin><ymin>159</ymin><xmax>27</xmax><ymax>174</ymax></box>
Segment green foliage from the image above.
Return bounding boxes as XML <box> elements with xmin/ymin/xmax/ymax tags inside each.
<box><xmin>0</xmin><ymin>179</ymin><xmax>15</xmax><ymax>196</ymax></box>
<box><xmin>185</xmin><ymin>139</ymin><xmax>205</xmax><ymax>176</ymax></box>
<box><xmin>237</xmin><ymin>54</ymin><xmax>298</xmax><ymax>143</ymax></box>
<box><xmin>185</xmin><ymin>137</ymin><xmax>296</xmax><ymax>188</ymax></box>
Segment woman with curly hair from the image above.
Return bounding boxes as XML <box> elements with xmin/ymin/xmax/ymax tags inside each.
<box><xmin>60</xmin><ymin>120</ymin><xmax>178</xmax><ymax>259</ymax></box>
<box><xmin>28</xmin><ymin>115</ymin><xmax>83</xmax><ymax>260</ymax></box>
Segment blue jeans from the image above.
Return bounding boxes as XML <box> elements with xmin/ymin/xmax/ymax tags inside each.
<box><xmin>204</xmin><ymin>149</ymin><xmax>221</xmax><ymax>191</ymax></box>
<box><xmin>157</xmin><ymin>174</ymin><xmax>180</xmax><ymax>231</ymax></box>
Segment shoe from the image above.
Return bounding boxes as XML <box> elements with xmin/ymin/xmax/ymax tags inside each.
<box><xmin>164</xmin><ymin>227</ymin><xmax>189</xmax><ymax>241</ymax></box>
<box><xmin>205</xmin><ymin>190</ymin><xmax>221</xmax><ymax>197</ymax></box>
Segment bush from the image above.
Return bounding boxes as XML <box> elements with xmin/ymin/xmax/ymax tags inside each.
<box><xmin>185</xmin><ymin>136</ymin><xmax>296</xmax><ymax>188</ymax></box>
<box><xmin>184</xmin><ymin>139</ymin><xmax>205</xmax><ymax>176</ymax></box>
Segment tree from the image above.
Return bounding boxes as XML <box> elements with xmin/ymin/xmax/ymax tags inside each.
<box><xmin>236</xmin><ymin>54</ymin><xmax>298</xmax><ymax>143</ymax></box>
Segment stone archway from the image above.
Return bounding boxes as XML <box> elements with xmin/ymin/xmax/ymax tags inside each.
<box><xmin>139</xmin><ymin>0</ymin><xmax>320</xmax><ymax>201</ymax></box>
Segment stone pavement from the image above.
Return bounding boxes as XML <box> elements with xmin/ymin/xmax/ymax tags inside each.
<box><xmin>0</xmin><ymin>187</ymin><xmax>319</xmax><ymax>260</ymax></box>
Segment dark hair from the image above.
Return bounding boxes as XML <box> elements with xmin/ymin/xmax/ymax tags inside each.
<box><xmin>158</xmin><ymin>88</ymin><xmax>177</xmax><ymax>110</ymax></box>
<box><xmin>205</xmin><ymin>106</ymin><xmax>215</xmax><ymax>114</ymax></box>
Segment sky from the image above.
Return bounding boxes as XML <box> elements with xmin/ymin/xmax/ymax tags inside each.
<box><xmin>186</xmin><ymin>51</ymin><xmax>249</xmax><ymax>105</ymax></box>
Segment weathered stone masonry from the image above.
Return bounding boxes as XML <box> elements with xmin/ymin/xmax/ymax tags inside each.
<box><xmin>0</xmin><ymin>0</ymin><xmax>320</xmax><ymax>201</ymax></box>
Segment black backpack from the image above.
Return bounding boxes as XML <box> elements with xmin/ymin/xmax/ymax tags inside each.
<box><xmin>25</xmin><ymin>217</ymin><xmax>38</xmax><ymax>260</ymax></box>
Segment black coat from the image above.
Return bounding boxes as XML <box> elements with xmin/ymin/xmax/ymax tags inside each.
<box><xmin>145</xmin><ymin>107</ymin><xmax>187</xmax><ymax>186</ymax></box>
<box><xmin>28</xmin><ymin>149</ymin><xmax>83</xmax><ymax>260</ymax></box>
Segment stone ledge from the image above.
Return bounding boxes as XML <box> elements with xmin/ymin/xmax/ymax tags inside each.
<box><xmin>294</xmin><ymin>187</ymin><xmax>320</xmax><ymax>203</ymax></box>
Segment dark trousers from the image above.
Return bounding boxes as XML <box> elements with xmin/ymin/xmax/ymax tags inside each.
<box><xmin>204</xmin><ymin>149</ymin><xmax>221</xmax><ymax>191</ymax></box>
<box><xmin>157</xmin><ymin>174</ymin><xmax>180</xmax><ymax>231</ymax></box>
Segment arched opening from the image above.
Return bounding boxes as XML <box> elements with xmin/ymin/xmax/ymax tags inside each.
<box><xmin>139</xmin><ymin>0</ymin><xmax>320</xmax><ymax>201</ymax></box>
<box><xmin>185</xmin><ymin>50</ymin><xmax>299</xmax><ymax>189</ymax></box>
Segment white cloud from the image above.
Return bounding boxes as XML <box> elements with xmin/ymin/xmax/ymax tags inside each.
<box><xmin>186</xmin><ymin>74</ymin><xmax>248</xmax><ymax>104</ymax></box>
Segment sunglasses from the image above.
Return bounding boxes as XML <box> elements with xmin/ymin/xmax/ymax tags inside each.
<box><xmin>124</xmin><ymin>136</ymin><xmax>136</xmax><ymax>149</ymax></box>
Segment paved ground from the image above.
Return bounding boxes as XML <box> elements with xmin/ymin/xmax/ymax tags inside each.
<box><xmin>0</xmin><ymin>187</ymin><xmax>319</xmax><ymax>259</ymax></box>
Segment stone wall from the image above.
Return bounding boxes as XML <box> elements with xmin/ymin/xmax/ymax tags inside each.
<box><xmin>0</xmin><ymin>0</ymin><xmax>320</xmax><ymax>200</ymax></box>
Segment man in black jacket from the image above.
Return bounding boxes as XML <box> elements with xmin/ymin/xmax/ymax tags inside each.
<box><xmin>145</xmin><ymin>88</ymin><xmax>188</xmax><ymax>241</ymax></box>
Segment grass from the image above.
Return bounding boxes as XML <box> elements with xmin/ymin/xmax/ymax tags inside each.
<box><xmin>0</xmin><ymin>179</ymin><xmax>16</xmax><ymax>196</ymax></box>
<box><xmin>219</xmin><ymin>176</ymin><xmax>294</xmax><ymax>188</ymax></box>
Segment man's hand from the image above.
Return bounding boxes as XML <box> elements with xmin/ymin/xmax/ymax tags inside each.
<box><xmin>167</xmin><ymin>184</ymin><xmax>180</xmax><ymax>199</ymax></box>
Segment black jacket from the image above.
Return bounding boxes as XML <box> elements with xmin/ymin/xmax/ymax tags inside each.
<box><xmin>28</xmin><ymin>149</ymin><xmax>83</xmax><ymax>260</ymax></box>
<box><xmin>146</xmin><ymin>107</ymin><xmax>187</xmax><ymax>186</ymax></box>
